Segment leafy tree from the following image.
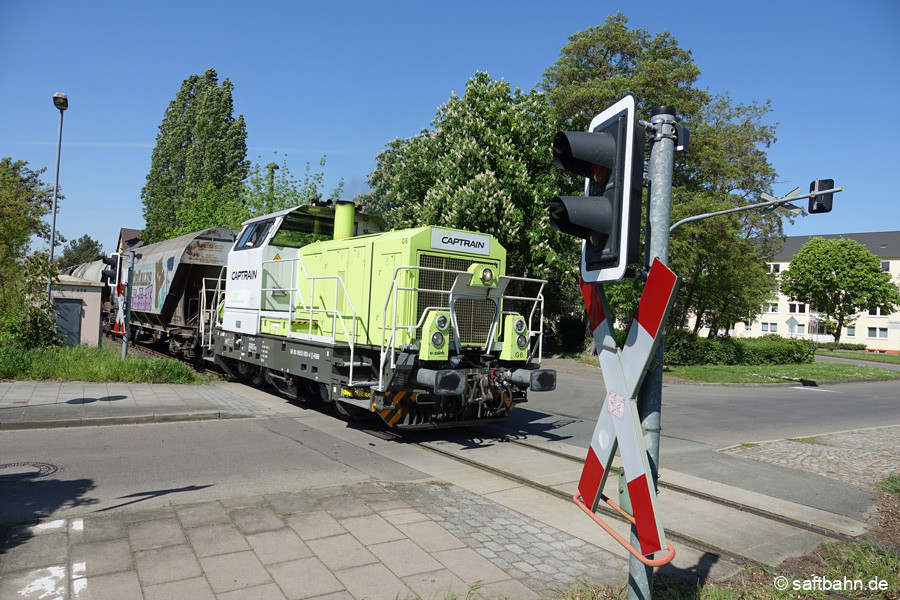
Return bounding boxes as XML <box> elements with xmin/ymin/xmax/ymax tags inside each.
<box><xmin>541</xmin><ymin>12</ymin><xmax>706</xmax><ymax>132</ymax></box>
<box><xmin>541</xmin><ymin>14</ymin><xmax>784</xmax><ymax>334</ymax></box>
<box><xmin>0</xmin><ymin>158</ymin><xmax>57</xmax><ymax>322</ymax></box>
<box><xmin>781</xmin><ymin>237</ymin><xmax>900</xmax><ymax>344</ymax></box>
<box><xmin>57</xmin><ymin>234</ymin><xmax>103</xmax><ymax>269</ymax></box>
<box><xmin>361</xmin><ymin>72</ymin><xmax>580</xmax><ymax>318</ymax></box>
<box><xmin>241</xmin><ymin>153</ymin><xmax>345</xmax><ymax>217</ymax></box>
<box><xmin>141</xmin><ymin>69</ymin><xmax>249</xmax><ymax>243</ymax></box>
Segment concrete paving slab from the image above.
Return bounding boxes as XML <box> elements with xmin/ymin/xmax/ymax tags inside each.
<box><xmin>186</xmin><ymin>523</ymin><xmax>252</xmax><ymax>557</ymax></box>
<box><xmin>199</xmin><ymin>550</ymin><xmax>272</xmax><ymax>593</ymax></box>
<box><xmin>339</xmin><ymin>514</ymin><xmax>404</xmax><ymax>546</ymax></box>
<box><xmin>133</xmin><ymin>544</ymin><xmax>203</xmax><ymax>586</ymax></box>
<box><xmin>144</xmin><ymin>576</ymin><xmax>217</xmax><ymax>600</ymax></box>
<box><xmin>268</xmin><ymin>556</ymin><xmax>344</xmax><ymax>599</ymax></box>
<box><xmin>333</xmin><ymin>563</ymin><xmax>413</xmax><ymax>600</ymax></box>
<box><xmin>246</xmin><ymin>528</ymin><xmax>313</xmax><ymax>565</ymax></box>
<box><xmin>306</xmin><ymin>533</ymin><xmax>379</xmax><ymax>571</ymax></box>
<box><xmin>127</xmin><ymin>517</ymin><xmax>186</xmax><ymax>550</ymax></box>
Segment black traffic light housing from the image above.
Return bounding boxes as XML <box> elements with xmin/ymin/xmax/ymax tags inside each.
<box><xmin>101</xmin><ymin>253</ymin><xmax>121</xmax><ymax>286</ymax></box>
<box><xmin>808</xmin><ymin>179</ymin><xmax>834</xmax><ymax>214</ymax></box>
<box><xmin>549</xmin><ymin>95</ymin><xmax>645</xmax><ymax>283</ymax></box>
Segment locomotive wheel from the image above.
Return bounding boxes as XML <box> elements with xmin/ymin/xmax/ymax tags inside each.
<box><xmin>237</xmin><ymin>362</ymin><xmax>263</xmax><ymax>387</ymax></box>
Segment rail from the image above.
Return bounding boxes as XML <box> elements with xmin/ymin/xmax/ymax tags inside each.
<box><xmin>377</xmin><ymin>265</ymin><xmax>547</xmax><ymax>390</ymax></box>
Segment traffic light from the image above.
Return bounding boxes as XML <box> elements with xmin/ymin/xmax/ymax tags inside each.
<box><xmin>808</xmin><ymin>178</ymin><xmax>834</xmax><ymax>214</ymax></box>
<box><xmin>549</xmin><ymin>95</ymin><xmax>645</xmax><ymax>283</ymax></box>
<box><xmin>101</xmin><ymin>253</ymin><xmax>120</xmax><ymax>286</ymax></box>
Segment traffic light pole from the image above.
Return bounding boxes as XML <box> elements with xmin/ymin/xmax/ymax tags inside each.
<box><xmin>629</xmin><ymin>106</ymin><xmax>677</xmax><ymax>600</ymax></box>
<box><xmin>121</xmin><ymin>251</ymin><xmax>135</xmax><ymax>360</ymax></box>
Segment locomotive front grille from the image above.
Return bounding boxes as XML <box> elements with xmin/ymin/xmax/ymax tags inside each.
<box><xmin>418</xmin><ymin>254</ymin><xmax>498</xmax><ymax>346</ymax></box>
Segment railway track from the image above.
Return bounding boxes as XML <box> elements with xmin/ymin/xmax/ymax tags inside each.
<box><xmin>467</xmin><ymin>428</ymin><xmax>869</xmax><ymax>547</ymax></box>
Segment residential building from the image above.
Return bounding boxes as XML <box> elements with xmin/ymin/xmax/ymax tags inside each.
<box><xmin>697</xmin><ymin>231</ymin><xmax>900</xmax><ymax>354</ymax></box>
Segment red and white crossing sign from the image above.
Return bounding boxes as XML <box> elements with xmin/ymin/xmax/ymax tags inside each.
<box><xmin>575</xmin><ymin>258</ymin><xmax>679</xmax><ymax>562</ymax></box>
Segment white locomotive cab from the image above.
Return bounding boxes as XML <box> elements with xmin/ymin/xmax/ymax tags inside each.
<box><xmin>221</xmin><ymin>212</ymin><xmax>285</xmax><ymax>335</ymax></box>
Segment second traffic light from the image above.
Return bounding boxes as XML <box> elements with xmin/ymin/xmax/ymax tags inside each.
<box><xmin>101</xmin><ymin>253</ymin><xmax>121</xmax><ymax>286</ymax></box>
<box><xmin>808</xmin><ymin>178</ymin><xmax>835</xmax><ymax>214</ymax></box>
<box><xmin>549</xmin><ymin>95</ymin><xmax>645</xmax><ymax>283</ymax></box>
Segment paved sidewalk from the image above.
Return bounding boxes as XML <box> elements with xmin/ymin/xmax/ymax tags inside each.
<box><xmin>0</xmin><ymin>481</ymin><xmax>625</xmax><ymax>600</ymax></box>
<box><xmin>0</xmin><ymin>381</ymin><xmax>276</xmax><ymax>430</ymax></box>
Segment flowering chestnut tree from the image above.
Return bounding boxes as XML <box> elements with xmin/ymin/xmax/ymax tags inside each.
<box><xmin>362</xmin><ymin>72</ymin><xmax>579</xmax><ymax>317</ymax></box>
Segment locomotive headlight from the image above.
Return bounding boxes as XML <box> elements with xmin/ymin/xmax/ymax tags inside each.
<box><xmin>513</xmin><ymin>318</ymin><xmax>527</xmax><ymax>334</ymax></box>
<box><xmin>431</xmin><ymin>331</ymin><xmax>445</xmax><ymax>348</ymax></box>
<box><xmin>481</xmin><ymin>268</ymin><xmax>494</xmax><ymax>284</ymax></box>
<box><xmin>516</xmin><ymin>334</ymin><xmax>528</xmax><ymax>349</ymax></box>
<box><xmin>435</xmin><ymin>314</ymin><xmax>449</xmax><ymax>331</ymax></box>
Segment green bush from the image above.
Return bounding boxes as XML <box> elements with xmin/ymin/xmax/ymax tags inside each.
<box><xmin>817</xmin><ymin>341</ymin><xmax>868</xmax><ymax>351</ymax></box>
<box><xmin>664</xmin><ymin>331</ymin><xmax>815</xmax><ymax>366</ymax></box>
<box><xmin>0</xmin><ymin>307</ymin><xmax>64</xmax><ymax>350</ymax></box>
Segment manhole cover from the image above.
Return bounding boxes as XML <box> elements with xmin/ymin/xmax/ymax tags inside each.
<box><xmin>0</xmin><ymin>462</ymin><xmax>59</xmax><ymax>481</ymax></box>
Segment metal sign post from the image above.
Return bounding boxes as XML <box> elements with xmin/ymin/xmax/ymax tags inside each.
<box><xmin>121</xmin><ymin>251</ymin><xmax>135</xmax><ymax>360</ymax></box>
<box><xmin>629</xmin><ymin>106</ymin><xmax>678</xmax><ymax>600</ymax></box>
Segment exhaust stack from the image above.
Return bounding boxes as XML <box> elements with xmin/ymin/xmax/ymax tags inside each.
<box><xmin>334</xmin><ymin>200</ymin><xmax>355</xmax><ymax>240</ymax></box>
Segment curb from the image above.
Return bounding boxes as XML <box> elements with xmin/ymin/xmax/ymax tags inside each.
<box><xmin>0</xmin><ymin>410</ymin><xmax>254</xmax><ymax>431</ymax></box>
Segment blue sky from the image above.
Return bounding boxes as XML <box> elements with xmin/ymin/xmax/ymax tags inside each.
<box><xmin>1</xmin><ymin>1</ymin><xmax>898</xmax><ymax>254</ymax></box>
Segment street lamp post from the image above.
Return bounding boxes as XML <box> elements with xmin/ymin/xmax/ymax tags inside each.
<box><xmin>46</xmin><ymin>92</ymin><xmax>68</xmax><ymax>304</ymax></box>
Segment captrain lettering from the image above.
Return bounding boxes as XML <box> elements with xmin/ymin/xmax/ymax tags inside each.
<box><xmin>231</xmin><ymin>269</ymin><xmax>258</xmax><ymax>280</ymax></box>
<box><xmin>441</xmin><ymin>236</ymin><xmax>485</xmax><ymax>249</ymax></box>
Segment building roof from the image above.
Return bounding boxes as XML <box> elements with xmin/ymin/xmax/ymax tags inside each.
<box><xmin>774</xmin><ymin>231</ymin><xmax>900</xmax><ymax>261</ymax></box>
<box><xmin>55</xmin><ymin>274</ymin><xmax>105</xmax><ymax>288</ymax></box>
<box><xmin>117</xmin><ymin>228</ymin><xmax>143</xmax><ymax>253</ymax></box>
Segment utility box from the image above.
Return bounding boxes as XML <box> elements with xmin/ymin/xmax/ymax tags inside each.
<box><xmin>51</xmin><ymin>275</ymin><xmax>104</xmax><ymax>347</ymax></box>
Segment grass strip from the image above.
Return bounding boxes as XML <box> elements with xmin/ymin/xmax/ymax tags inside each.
<box><xmin>663</xmin><ymin>362</ymin><xmax>900</xmax><ymax>384</ymax></box>
<box><xmin>0</xmin><ymin>344</ymin><xmax>206</xmax><ymax>384</ymax></box>
<box><xmin>816</xmin><ymin>350</ymin><xmax>900</xmax><ymax>365</ymax></box>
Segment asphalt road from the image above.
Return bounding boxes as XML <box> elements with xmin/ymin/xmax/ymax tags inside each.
<box><xmin>532</xmin><ymin>357</ymin><xmax>900</xmax><ymax>447</ymax></box>
<box><xmin>0</xmin><ymin>417</ymin><xmax>424</xmax><ymax>523</ymax></box>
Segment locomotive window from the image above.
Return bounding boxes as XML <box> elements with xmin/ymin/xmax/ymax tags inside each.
<box><xmin>270</xmin><ymin>212</ymin><xmax>334</xmax><ymax>248</ymax></box>
<box><xmin>235</xmin><ymin>219</ymin><xmax>274</xmax><ymax>251</ymax></box>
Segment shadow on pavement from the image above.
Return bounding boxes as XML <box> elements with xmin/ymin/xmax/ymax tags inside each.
<box><xmin>66</xmin><ymin>395</ymin><xmax>128</xmax><ymax>404</ymax></box>
<box><xmin>657</xmin><ymin>550</ymin><xmax>720</xmax><ymax>592</ymax></box>
<box><xmin>95</xmin><ymin>484</ymin><xmax>214</xmax><ymax>512</ymax></box>
<box><xmin>0</xmin><ymin>474</ymin><xmax>97</xmax><ymax>559</ymax></box>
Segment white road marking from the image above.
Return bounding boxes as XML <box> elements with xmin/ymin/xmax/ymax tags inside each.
<box><xmin>791</xmin><ymin>386</ymin><xmax>839</xmax><ymax>393</ymax></box>
<box><xmin>17</xmin><ymin>565</ymin><xmax>65</xmax><ymax>599</ymax></box>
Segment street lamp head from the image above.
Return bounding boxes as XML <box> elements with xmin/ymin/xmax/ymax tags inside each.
<box><xmin>53</xmin><ymin>92</ymin><xmax>68</xmax><ymax>111</ymax></box>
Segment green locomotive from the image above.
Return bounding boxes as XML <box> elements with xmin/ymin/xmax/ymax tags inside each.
<box><xmin>205</xmin><ymin>201</ymin><xmax>555</xmax><ymax>428</ymax></box>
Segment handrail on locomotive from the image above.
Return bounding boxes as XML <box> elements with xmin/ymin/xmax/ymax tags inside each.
<box><xmin>378</xmin><ymin>265</ymin><xmax>547</xmax><ymax>391</ymax></box>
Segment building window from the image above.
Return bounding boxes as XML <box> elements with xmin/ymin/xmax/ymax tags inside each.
<box><xmin>767</xmin><ymin>263</ymin><xmax>781</xmax><ymax>274</ymax></box>
<box><xmin>763</xmin><ymin>303</ymin><xmax>778</xmax><ymax>313</ymax></box>
<box><xmin>789</xmin><ymin>303</ymin><xmax>806</xmax><ymax>314</ymax></box>
<box><xmin>868</xmin><ymin>327</ymin><xmax>888</xmax><ymax>339</ymax></box>
<box><xmin>744</xmin><ymin>322</ymin><xmax>751</xmax><ymax>331</ymax></box>
<box><xmin>761</xmin><ymin>323</ymin><xmax>768</xmax><ymax>332</ymax></box>
<box><xmin>868</xmin><ymin>307</ymin><xmax>886</xmax><ymax>317</ymax></box>
<box><xmin>770</xmin><ymin>322</ymin><xmax>778</xmax><ymax>333</ymax></box>
<box><xmin>882</xmin><ymin>261</ymin><xmax>890</xmax><ymax>272</ymax></box>
<box><xmin>797</xmin><ymin>324</ymin><xmax>805</xmax><ymax>334</ymax></box>
<box><xmin>846</xmin><ymin>326</ymin><xmax>855</xmax><ymax>337</ymax></box>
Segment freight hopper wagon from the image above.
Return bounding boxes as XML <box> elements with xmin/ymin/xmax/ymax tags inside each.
<box><xmin>207</xmin><ymin>202</ymin><xmax>556</xmax><ymax>428</ymax></box>
<box><xmin>108</xmin><ymin>228</ymin><xmax>237</xmax><ymax>362</ymax></box>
